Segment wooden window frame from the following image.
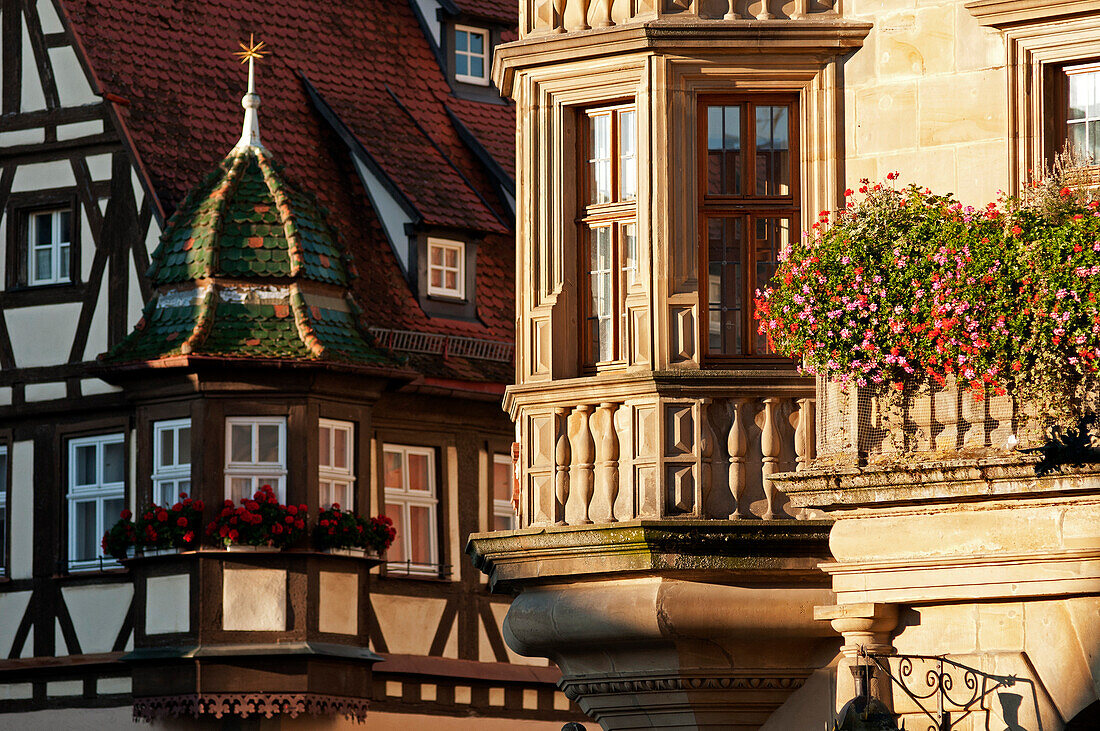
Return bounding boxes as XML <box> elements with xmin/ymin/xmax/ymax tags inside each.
<box><xmin>152</xmin><ymin>418</ymin><xmax>191</xmax><ymax>507</ymax></box>
<box><xmin>381</xmin><ymin>444</ymin><xmax>440</xmax><ymax>577</ymax></box>
<box><xmin>224</xmin><ymin>416</ymin><xmax>287</xmax><ymax>503</ymax></box>
<box><xmin>697</xmin><ymin>94</ymin><xmax>801</xmax><ymax>364</ymax></box>
<box><xmin>318</xmin><ymin>418</ymin><xmax>355</xmax><ymax>510</ymax></box>
<box><xmin>579</xmin><ymin>102</ymin><xmax>638</xmax><ymax>371</ymax></box>
<box><xmin>1049</xmin><ymin>60</ymin><xmax>1100</xmax><ymax>168</ymax></box>
<box><xmin>426</xmin><ymin>237</ymin><xmax>466</xmax><ymax>300</ymax></box>
<box><xmin>454</xmin><ymin>25</ymin><xmax>490</xmax><ymax>86</ymax></box>
<box><xmin>66</xmin><ymin>433</ymin><xmax>126</xmax><ymax>572</ymax></box>
<box><xmin>5</xmin><ymin>190</ymin><xmax>82</xmax><ymax>300</ymax></box>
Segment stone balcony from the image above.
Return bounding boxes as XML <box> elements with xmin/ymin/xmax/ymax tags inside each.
<box><xmin>122</xmin><ymin>549</ymin><xmax>381</xmax><ymax>724</ymax></box>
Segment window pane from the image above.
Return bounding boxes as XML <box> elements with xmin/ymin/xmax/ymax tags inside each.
<box><xmin>0</xmin><ymin>452</ymin><xmax>7</xmax><ymax>491</ymax></box>
<box><xmin>231</xmin><ymin>424</ymin><xmax>252</xmax><ymax>462</ymax></box>
<box><xmin>257</xmin><ymin>424</ymin><xmax>279</xmax><ymax>462</ymax></box>
<box><xmin>444</xmin><ymin>247</ymin><xmax>458</xmax><ymax>268</ymax></box>
<box><xmin>470</xmin><ymin>32</ymin><xmax>484</xmax><ymax>54</ymax></box>
<box><xmin>229</xmin><ymin>477</ymin><xmax>253</xmax><ymax>503</ymax></box>
<box><xmin>445</xmin><ymin>271</ymin><xmax>457</xmax><ymax>289</ymax></box>
<box><xmin>430</xmin><ymin>245</ymin><xmax>443</xmax><ymax>266</ymax></box>
<box><xmin>493</xmin><ymin>459</ymin><xmax>511</xmax><ymax>503</ymax></box>
<box><xmin>619</xmin><ymin>110</ymin><xmax>636</xmax><ymax>200</ymax></box>
<box><xmin>178</xmin><ymin>426</ymin><xmax>191</xmax><ymax>465</ymax></box>
<box><xmin>590</xmin><ymin>226</ymin><xmax>614</xmax><ymax>362</ymax></box>
<box><xmin>708</xmin><ymin>217</ymin><xmax>743</xmax><ymax>356</ymax></box>
<box><xmin>58</xmin><ymin>243</ymin><xmax>70</xmax><ymax>281</ymax></box>
<box><xmin>103</xmin><ymin>441</ymin><xmax>125</xmax><ymax>484</ymax></box>
<box><xmin>1069</xmin><ymin>73</ymin><xmax>1091</xmax><ymax>120</ymax></box>
<box><xmin>471</xmin><ymin>57</ymin><xmax>484</xmax><ymax>78</ymax></box>
<box><xmin>455</xmin><ymin>30</ymin><xmax>468</xmax><ymax>53</ymax></box>
<box><xmin>104</xmin><ymin>498</ymin><xmax>123</xmax><ymax>530</ymax></box>
<box><xmin>409</xmin><ymin>505</ymin><xmax>433</xmax><ymax>564</ymax></box>
<box><xmin>493</xmin><ymin>515</ymin><xmax>513</xmax><ymax>532</ymax></box>
<box><xmin>430</xmin><ymin>269</ymin><xmax>442</xmax><ymax>288</ymax></box>
<box><xmin>755</xmin><ymin>105</ymin><xmax>790</xmax><ymax>196</ymax></box>
<box><xmin>75</xmin><ymin>445</ymin><xmax>97</xmax><ymax>486</ymax></box>
<box><xmin>385</xmin><ymin>503</ymin><xmax>405</xmax><ymax>562</ymax></box>
<box><xmin>1090</xmin><ymin>119</ymin><xmax>1100</xmax><ymax>162</ymax></box>
<box><xmin>408</xmin><ymin>452</ymin><xmax>430</xmax><ymax>492</ymax></box>
<box><xmin>160</xmin><ymin>428</ymin><xmax>175</xmax><ymax>467</ymax></box>
<box><xmin>74</xmin><ymin>501</ymin><xmax>97</xmax><ymax>562</ymax></box>
<box><xmin>456</xmin><ymin>55</ymin><xmax>468</xmax><ymax>77</ymax></box>
<box><xmin>34</xmin><ymin>247</ymin><xmax>52</xmax><ymax>282</ymax></box>
<box><xmin>0</xmin><ymin>506</ymin><xmax>6</xmax><ymax>568</ymax></box>
<box><xmin>707</xmin><ymin>105</ymin><xmax>741</xmax><ymax>195</ymax></box>
<box><xmin>754</xmin><ymin>218</ymin><xmax>789</xmax><ymax>354</ymax></box>
<box><xmin>333</xmin><ymin>428</ymin><xmax>348</xmax><ymax>470</ymax></box>
<box><xmin>319</xmin><ymin>425</ymin><xmax>331</xmax><ymax>469</ymax></box>
<box><xmin>333</xmin><ymin>482</ymin><xmax>352</xmax><ymax>509</ymax></box>
<box><xmin>384</xmin><ymin>450</ymin><xmax>403</xmax><ymax>490</ymax></box>
<box><xmin>590</xmin><ymin>114</ymin><xmax>612</xmax><ymax>204</ymax></box>
<box><xmin>58</xmin><ymin>210</ymin><xmax>71</xmax><ymax>243</ymax></box>
<box><xmin>34</xmin><ymin>213</ymin><xmax>52</xmax><ymax>246</ymax></box>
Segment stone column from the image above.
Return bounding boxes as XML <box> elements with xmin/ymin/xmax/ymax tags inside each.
<box><xmin>814</xmin><ymin>603</ymin><xmax>898</xmax><ymax>713</ymax></box>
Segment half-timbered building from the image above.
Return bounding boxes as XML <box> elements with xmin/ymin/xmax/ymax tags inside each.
<box><xmin>0</xmin><ymin>0</ymin><xmax>579</xmax><ymax>727</ymax></box>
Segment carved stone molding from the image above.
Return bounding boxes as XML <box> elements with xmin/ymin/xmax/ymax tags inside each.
<box><xmin>560</xmin><ymin>673</ymin><xmax>807</xmax><ymax>699</ymax></box>
<box><xmin>132</xmin><ymin>693</ymin><xmax>370</xmax><ymax>722</ymax></box>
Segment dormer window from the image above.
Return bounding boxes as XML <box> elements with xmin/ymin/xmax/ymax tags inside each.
<box><xmin>454</xmin><ymin>26</ymin><xmax>489</xmax><ymax>86</ymax></box>
<box><xmin>427</xmin><ymin>238</ymin><xmax>466</xmax><ymax>300</ymax></box>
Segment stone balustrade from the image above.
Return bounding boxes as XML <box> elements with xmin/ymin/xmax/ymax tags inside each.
<box><xmin>518</xmin><ymin>0</ymin><xmax>838</xmax><ymax>38</ymax></box>
<box><xmin>512</xmin><ymin>377</ymin><xmax>816</xmax><ymax>527</ymax></box>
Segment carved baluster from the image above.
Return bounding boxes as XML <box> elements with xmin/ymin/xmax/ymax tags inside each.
<box><xmin>699</xmin><ymin>399</ymin><xmax>715</xmax><ymax>517</ymax></box>
<box><xmin>790</xmin><ymin>0</ymin><xmax>808</xmax><ymax>19</ymax></box>
<box><xmin>590</xmin><ymin>403</ymin><xmax>620</xmax><ymax>522</ymax></box>
<box><xmin>591</xmin><ymin>0</ymin><xmax>612</xmax><ymax>28</ymax></box>
<box><xmin>566</xmin><ymin>405</ymin><xmax>595</xmax><ymax>524</ymax></box>
<box><xmin>554</xmin><ymin>407</ymin><xmax>570</xmax><ymax>525</ymax></box>
<box><xmin>755</xmin><ymin>0</ymin><xmax>772</xmax><ymax>21</ymax></box>
<box><xmin>575</xmin><ymin>0</ymin><xmax>592</xmax><ymax>31</ymax></box>
<box><xmin>760</xmin><ymin>397</ymin><xmax>780</xmax><ymax>520</ymax></box>
<box><xmin>727</xmin><ymin>399</ymin><xmax>749</xmax><ymax>519</ymax></box>
<box><xmin>795</xmin><ymin>398</ymin><xmax>815</xmax><ymax>471</ymax></box>
<box><xmin>552</xmin><ymin>0</ymin><xmax>568</xmax><ymax>32</ymax></box>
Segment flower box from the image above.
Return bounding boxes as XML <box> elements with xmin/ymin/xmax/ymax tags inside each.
<box><xmin>321</xmin><ymin>546</ymin><xmax>382</xmax><ymax>559</ymax></box>
<box><xmin>224</xmin><ymin>544</ymin><xmax>281</xmax><ymax>553</ymax></box>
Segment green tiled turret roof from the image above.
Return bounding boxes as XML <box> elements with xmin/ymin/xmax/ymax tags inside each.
<box><xmin>104</xmin><ymin>144</ymin><xmax>394</xmax><ymax>369</ymax></box>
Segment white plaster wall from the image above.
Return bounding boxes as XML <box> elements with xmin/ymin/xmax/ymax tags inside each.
<box><xmin>412</xmin><ymin>0</ymin><xmax>443</xmax><ymax>46</ymax></box>
<box><xmin>35</xmin><ymin>0</ymin><xmax>63</xmax><ymax>34</ymax></box>
<box><xmin>56</xmin><ymin>120</ymin><xmax>103</xmax><ymax>141</ymax></box>
<box><xmin>370</xmin><ymin>595</ymin><xmax>445</xmax><ymax>655</ymax></box>
<box><xmin>127</xmin><ymin>257</ymin><xmax>146</xmax><ymax>327</ymax></box>
<box><xmin>842</xmin><ymin>0</ymin><xmax>1009</xmax><ymax>205</ymax></box>
<box><xmin>49</xmin><ymin>46</ymin><xmax>98</xmax><ymax>107</ymax></box>
<box><xmin>352</xmin><ymin>156</ymin><xmax>414</xmax><ymax>272</ymax></box>
<box><xmin>6</xmin><ymin>302</ymin><xmax>80</xmax><ymax>367</ymax></box>
<box><xmin>318</xmin><ymin>571</ymin><xmax>358</xmax><ymax>635</ymax></box>
<box><xmin>85</xmin><ymin>153</ymin><xmax>111</xmax><ymax>182</ymax></box>
<box><xmin>222</xmin><ymin>567</ymin><xmax>286</xmax><ymax>631</ymax></box>
<box><xmin>80</xmin><ymin>378</ymin><xmax>121</xmax><ymax>396</ymax></box>
<box><xmin>20</xmin><ymin>19</ymin><xmax>46</xmax><ymax>113</ymax></box>
<box><xmin>488</xmin><ymin>602</ymin><xmax>548</xmax><ymax>666</ymax></box>
<box><xmin>9</xmin><ymin>441</ymin><xmax>34</xmax><ymax>580</ymax></box>
<box><xmin>146</xmin><ymin>574</ymin><xmax>190</xmax><ymax>635</ymax></box>
<box><xmin>25</xmin><ymin>382</ymin><xmax>66</xmax><ymax>402</ymax></box>
<box><xmin>0</xmin><ymin>128</ymin><xmax>44</xmax><ymax>146</ymax></box>
<box><xmin>130</xmin><ymin>167</ymin><xmax>145</xmax><ymax>209</ymax></box>
<box><xmin>2</xmin><ymin>707</ymin><xmax>134</xmax><ymax>730</ymax></box>
<box><xmin>11</xmin><ymin>160</ymin><xmax>75</xmax><ymax>192</ymax></box>
<box><xmin>0</xmin><ymin>592</ymin><xmax>31</xmax><ymax>658</ymax></box>
<box><xmin>82</xmin><ymin>270</ymin><xmax>108</xmax><ymax>361</ymax></box>
<box><xmin>60</xmin><ymin>583</ymin><xmax>133</xmax><ymax>655</ymax></box>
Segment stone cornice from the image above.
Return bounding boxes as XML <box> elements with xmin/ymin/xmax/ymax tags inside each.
<box><xmin>965</xmin><ymin>0</ymin><xmax>1100</xmax><ymax>28</ymax></box>
<box><xmin>503</xmin><ymin>368</ymin><xmax>813</xmax><ymax>418</ymax></box>
<box><xmin>492</xmin><ymin>18</ymin><xmax>873</xmax><ymax>95</ymax></box>
<box><xmin>774</xmin><ymin>455</ymin><xmax>1100</xmax><ymax>511</ymax></box>
<box><xmin>466</xmin><ymin>519</ymin><xmax>831</xmax><ymax>591</ymax></box>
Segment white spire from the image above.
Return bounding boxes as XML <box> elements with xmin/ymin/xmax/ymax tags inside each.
<box><xmin>233</xmin><ymin>35</ymin><xmax>267</xmax><ymax>150</ymax></box>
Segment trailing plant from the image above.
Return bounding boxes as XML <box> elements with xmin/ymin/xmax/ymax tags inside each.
<box><xmin>137</xmin><ymin>494</ymin><xmax>204</xmax><ymax>551</ymax></box>
<box><xmin>205</xmin><ymin>485</ymin><xmax>307</xmax><ymax>549</ymax></box>
<box><xmin>313</xmin><ymin>504</ymin><xmax>396</xmax><ymax>554</ymax></box>
<box><xmin>756</xmin><ymin>166</ymin><xmax>1100</xmax><ymax>429</ymax></box>
<box><xmin>101</xmin><ymin>509</ymin><xmax>137</xmax><ymax>561</ymax></box>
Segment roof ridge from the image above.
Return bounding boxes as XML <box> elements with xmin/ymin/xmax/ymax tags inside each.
<box><xmin>290</xmin><ymin>284</ymin><xmax>325</xmax><ymax>358</ymax></box>
<box><xmin>179</xmin><ymin>286</ymin><xmax>217</xmax><ymax>355</ymax></box>
<box><xmin>204</xmin><ymin>151</ymin><xmax>251</xmax><ymax>278</ymax></box>
<box><xmin>256</xmin><ymin>149</ymin><xmax>306</xmax><ymax>278</ymax></box>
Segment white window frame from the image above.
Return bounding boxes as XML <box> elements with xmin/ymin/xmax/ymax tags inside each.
<box><xmin>224</xmin><ymin>417</ymin><xmax>287</xmax><ymax>503</ymax></box>
<box><xmin>29</xmin><ymin>208</ymin><xmax>72</xmax><ymax>285</ymax></box>
<box><xmin>491</xmin><ymin>453</ymin><xmax>516</xmax><ymax>532</ymax></box>
<box><xmin>319</xmin><ymin>419</ymin><xmax>355</xmax><ymax>509</ymax></box>
<box><xmin>382</xmin><ymin>444</ymin><xmax>439</xmax><ymax>576</ymax></box>
<box><xmin>152</xmin><ymin>419</ymin><xmax>191</xmax><ymax>506</ymax></box>
<box><xmin>67</xmin><ymin>434</ymin><xmax>126</xmax><ymax>571</ymax></box>
<box><xmin>454</xmin><ymin>25</ymin><xmax>490</xmax><ymax>86</ymax></box>
<box><xmin>0</xmin><ymin>445</ymin><xmax>8</xmax><ymax>575</ymax></box>
<box><xmin>427</xmin><ymin>238</ymin><xmax>466</xmax><ymax>300</ymax></box>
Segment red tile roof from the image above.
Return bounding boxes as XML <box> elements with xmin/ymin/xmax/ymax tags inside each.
<box><xmin>450</xmin><ymin>0</ymin><xmax>519</xmax><ymax>25</ymax></box>
<box><xmin>58</xmin><ymin>0</ymin><xmax>516</xmax><ymax>382</ymax></box>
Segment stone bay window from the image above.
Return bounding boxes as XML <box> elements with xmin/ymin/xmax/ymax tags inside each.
<box><xmin>469</xmin><ymin>4</ymin><xmax>870</xmax><ymax>728</ymax></box>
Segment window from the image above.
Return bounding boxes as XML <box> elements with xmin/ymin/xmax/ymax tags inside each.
<box><xmin>700</xmin><ymin>97</ymin><xmax>799</xmax><ymax>359</ymax></box>
<box><xmin>0</xmin><ymin>445</ymin><xmax>7</xmax><ymax>575</ymax></box>
<box><xmin>581</xmin><ymin>104</ymin><xmax>637</xmax><ymax>368</ymax></box>
<box><xmin>67</xmin><ymin>434</ymin><xmax>125</xmax><ymax>570</ymax></box>
<box><xmin>225</xmin><ymin>417</ymin><xmax>286</xmax><ymax>502</ymax></box>
<box><xmin>319</xmin><ymin>419</ymin><xmax>355</xmax><ymax>509</ymax></box>
<box><xmin>1063</xmin><ymin>62</ymin><xmax>1100</xmax><ymax>163</ymax></box>
<box><xmin>427</xmin><ymin>238</ymin><xmax>466</xmax><ymax>299</ymax></box>
<box><xmin>28</xmin><ymin>208</ymin><xmax>72</xmax><ymax>286</ymax></box>
<box><xmin>491</xmin><ymin>453</ymin><xmax>515</xmax><ymax>531</ymax></box>
<box><xmin>382</xmin><ymin>445</ymin><xmax>438</xmax><ymax>575</ymax></box>
<box><xmin>152</xmin><ymin>419</ymin><xmax>191</xmax><ymax>506</ymax></box>
<box><xmin>454</xmin><ymin>26</ymin><xmax>489</xmax><ymax>85</ymax></box>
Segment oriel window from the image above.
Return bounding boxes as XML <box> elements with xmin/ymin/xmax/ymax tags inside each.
<box><xmin>581</xmin><ymin>104</ymin><xmax>637</xmax><ymax>369</ymax></box>
<box><xmin>699</xmin><ymin>97</ymin><xmax>799</xmax><ymax>359</ymax></box>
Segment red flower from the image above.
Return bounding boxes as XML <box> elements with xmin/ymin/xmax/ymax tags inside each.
<box><xmin>177</xmin><ymin>517</ymin><xmax>188</xmax><ymax>527</ymax></box>
<box><xmin>120</xmin><ymin>509</ymin><xmax>133</xmax><ymax>520</ymax></box>
<box><xmin>1060</xmin><ymin>186</ymin><xmax>1072</xmax><ymax>197</ymax></box>
<box><xmin>156</xmin><ymin>510</ymin><xmax>169</xmax><ymax>522</ymax></box>
<box><xmin>194</xmin><ymin>500</ymin><xmax>204</xmax><ymax>512</ymax></box>
<box><xmin>285</xmin><ymin>515</ymin><xmax>295</xmax><ymax>524</ymax></box>
<box><xmin>183</xmin><ymin>531</ymin><xmax>194</xmax><ymax>543</ymax></box>
<box><xmin>287</xmin><ymin>505</ymin><xmax>298</xmax><ymax>515</ymax></box>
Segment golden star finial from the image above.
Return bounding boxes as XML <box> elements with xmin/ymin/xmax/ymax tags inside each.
<box><xmin>234</xmin><ymin>34</ymin><xmax>267</xmax><ymax>64</ymax></box>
